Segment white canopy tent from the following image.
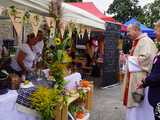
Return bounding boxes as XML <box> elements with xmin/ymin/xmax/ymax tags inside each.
<box><xmin>0</xmin><ymin>0</ymin><xmax>105</xmax><ymax>30</ymax></box>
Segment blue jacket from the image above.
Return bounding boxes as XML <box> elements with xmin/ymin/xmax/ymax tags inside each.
<box><xmin>143</xmin><ymin>54</ymin><xmax>160</xmax><ymax>107</ymax></box>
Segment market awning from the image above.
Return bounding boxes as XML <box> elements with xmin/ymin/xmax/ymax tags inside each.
<box><xmin>0</xmin><ymin>0</ymin><xmax>105</xmax><ymax>30</ymax></box>
<box><xmin>69</xmin><ymin>2</ymin><xmax>127</xmax><ymax>31</ymax></box>
<box><xmin>69</xmin><ymin>2</ymin><xmax>116</xmax><ymax>23</ymax></box>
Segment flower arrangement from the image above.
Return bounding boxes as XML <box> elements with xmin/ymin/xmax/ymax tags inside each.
<box><xmin>43</xmin><ymin>29</ymin><xmax>72</xmax><ymax>90</ymax></box>
<box><xmin>30</xmin><ymin>86</ymin><xmax>62</xmax><ymax>120</ymax></box>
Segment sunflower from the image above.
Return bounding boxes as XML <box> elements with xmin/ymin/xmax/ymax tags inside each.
<box><xmin>54</xmin><ymin>38</ymin><xmax>61</xmax><ymax>45</ymax></box>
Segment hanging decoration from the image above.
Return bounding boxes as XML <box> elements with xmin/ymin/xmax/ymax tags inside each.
<box><xmin>8</xmin><ymin>6</ymin><xmax>25</xmax><ymax>44</ymax></box>
<box><xmin>49</xmin><ymin>0</ymin><xmax>62</xmax><ymax>37</ymax></box>
<box><xmin>45</xmin><ymin>17</ymin><xmax>55</xmax><ymax>28</ymax></box>
<box><xmin>68</xmin><ymin>21</ymin><xmax>76</xmax><ymax>37</ymax></box>
<box><xmin>30</xmin><ymin>13</ymin><xmax>42</xmax><ymax>36</ymax></box>
<box><xmin>59</xmin><ymin>20</ymin><xmax>68</xmax><ymax>38</ymax></box>
<box><xmin>87</xmin><ymin>27</ymin><xmax>91</xmax><ymax>39</ymax></box>
<box><xmin>45</xmin><ymin>17</ymin><xmax>56</xmax><ymax>38</ymax></box>
<box><xmin>0</xmin><ymin>6</ymin><xmax>5</xmax><ymax>15</ymax></box>
<box><xmin>80</xmin><ymin>25</ymin><xmax>85</xmax><ymax>37</ymax></box>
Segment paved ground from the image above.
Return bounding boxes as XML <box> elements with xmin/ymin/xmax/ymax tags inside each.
<box><xmin>90</xmin><ymin>84</ymin><xmax>125</xmax><ymax>120</ymax></box>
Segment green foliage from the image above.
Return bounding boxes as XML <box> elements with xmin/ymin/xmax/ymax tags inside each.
<box><xmin>23</xmin><ymin>11</ymin><xmax>31</xmax><ymax>24</ymax></box>
<box><xmin>78</xmin><ymin>89</ymin><xmax>87</xmax><ymax>101</ymax></box>
<box><xmin>142</xmin><ymin>0</ymin><xmax>160</xmax><ymax>27</ymax></box>
<box><xmin>107</xmin><ymin>0</ymin><xmax>160</xmax><ymax>27</ymax></box>
<box><xmin>9</xmin><ymin>5</ymin><xmax>17</xmax><ymax>16</ymax></box>
<box><xmin>69</xmin><ymin>103</ymin><xmax>83</xmax><ymax>117</ymax></box>
<box><xmin>107</xmin><ymin>0</ymin><xmax>144</xmax><ymax>23</ymax></box>
<box><xmin>30</xmin><ymin>87</ymin><xmax>62</xmax><ymax>120</ymax></box>
<box><xmin>43</xmin><ymin>31</ymin><xmax>72</xmax><ymax>91</ymax></box>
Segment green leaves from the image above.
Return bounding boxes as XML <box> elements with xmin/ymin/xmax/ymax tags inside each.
<box><xmin>107</xmin><ymin>0</ymin><xmax>143</xmax><ymax>23</ymax></box>
<box><xmin>57</xmin><ymin>50</ymin><xmax>64</xmax><ymax>63</ymax></box>
<box><xmin>30</xmin><ymin>87</ymin><xmax>61</xmax><ymax>120</ymax></box>
<box><xmin>143</xmin><ymin>0</ymin><xmax>160</xmax><ymax>27</ymax></box>
<box><xmin>9</xmin><ymin>5</ymin><xmax>17</xmax><ymax>16</ymax></box>
<box><xmin>78</xmin><ymin>89</ymin><xmax>87</xmax><ymax>101</ymax></box>
<box><xmin>107</xmin><ymin>0</ymin><xmax>160</xmax><ymax>27</ymax></box>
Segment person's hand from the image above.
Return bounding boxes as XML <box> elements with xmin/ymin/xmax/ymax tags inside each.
<box><xmin>119</xmin><ymin>51</ymin><xmax>127</xmax><ymax>64</ymax></box>
<box><xmin>136</xmin><ymin>79</ymin><xmax>144</xmax><ymax>89</ymax></box>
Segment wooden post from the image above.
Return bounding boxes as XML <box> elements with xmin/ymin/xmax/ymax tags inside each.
<box><xmin>85</xmin><ymin>84</ymin><xmax>93</xmax><ymax>111</ymax></box>
<box><xmin>55</xmin><ymin>103</ymin><xmax>62</xmax><ymax>120</ymax></box>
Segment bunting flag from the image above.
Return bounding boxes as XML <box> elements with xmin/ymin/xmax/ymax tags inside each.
<box><xmin>80</xmin><ymin>26</ymin><xmax>85</xmax><ymax>38</ymax></box>
<box><xmin>45</xmin><ymin>17</ymin><xmax>56</xmax><ymax>38</ymax></box>
<box><xmin>50</xmin><ymin>26</ymin><xmax>55</xmax><ymax>38</ymax></box>
<box><xmin>68</xmin><ymin>22</ymin><xmax>75</xmax><ymax>37</ymax></box>
<box><xmin>87</xmin><ymin>27</ymin><xmax>91</xmax><ymax>33</ymax></box>
<box><xmin>75</xmin><ymin>24</ymin><xmax>80</xmax><ymax>34</ymax></box>
<box><xmin>67</xmin><ymin>23</ymin><xmax>72</xmax><ymax>37</ymax></box>
<box><xmin>0</xmin><ymin>6</ymin><xmax>5</xmax><ymax>15</ymax></box>
<box><xmin>45</xmin><ymin>17</ymin><xmax>55</xmax><ymax>28</ymax></box>
<box><xmin>68</xmin><ymin>26</ymin><xmax>72</xmax><ymax>37</ymax></box>
<box><xmin>60</xmin><ymin>20</ymin><xmax>68</xmax><ymax>37</ymax></box>
<box><xmin>8</xmin><ymin>8</ymin><xmax>25</xmax><ymax>39</ymax></box>
<box><xmin>30</xmin><ymin>13</ymin><xmax>42</xmax><ymax>36</ymax></box>
<box><xmin>87</xmin><ymin>27</ymin><xmax>91</xmax><ymax>38</ymax></box>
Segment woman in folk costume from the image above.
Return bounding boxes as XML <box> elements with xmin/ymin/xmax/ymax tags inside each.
<box><xmin>137</xmin><ymin>20</ymin><xmax>160</xmax><ymax>120</ymax></box>
<box><xmin>121</xmin><ymin>23</ymin><xmax>157</xmax><ymax>120</ymax></box>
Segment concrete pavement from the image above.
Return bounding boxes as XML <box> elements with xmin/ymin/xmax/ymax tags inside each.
<box><xmin>90</xmin><ymin>85</ymin><xmax>125</xmax><ymax>120</ymax></box>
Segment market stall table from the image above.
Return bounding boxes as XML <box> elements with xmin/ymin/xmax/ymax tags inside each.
<box><xmin>0</xmin><ymin>90</ymin><xmax>39</xmax><ymax>120</ymax></box>
<box><xmin>62</xmin><ymin>84</ymin><xmax>93</xmax><ymax>120</ymax></box>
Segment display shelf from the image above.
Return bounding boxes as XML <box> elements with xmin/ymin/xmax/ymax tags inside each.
<box><xmin>61</xmin><ymin>84</ymin><xmax>93</xmax><ymax>120</ymax></box>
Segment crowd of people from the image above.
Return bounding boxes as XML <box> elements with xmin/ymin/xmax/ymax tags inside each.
<box><xmin>120</xmin><ymin>20</ymin><xmax>160</xmax><ymax>120</ymax></box>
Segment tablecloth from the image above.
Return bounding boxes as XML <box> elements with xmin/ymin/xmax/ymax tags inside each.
<box><xmin>0</xmin><ymin>90</ymin><xmax>39</xmax><ymax>120</ymax></box>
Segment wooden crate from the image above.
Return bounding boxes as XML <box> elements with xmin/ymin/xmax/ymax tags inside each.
<box><xmin>61</xmin><ymin>84</ymin><xmax>93</xmax><ymax>120</ymax></box>
<box><xmin>85</xmin><ymin>84</ymin><xmax>93</xmax><ymax>111</ymax></box>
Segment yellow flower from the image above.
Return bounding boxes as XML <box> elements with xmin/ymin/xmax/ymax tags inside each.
<box><xmin>54</xmin><ymin>38</ymin><xmax>61</xmax><ymax>45</ymax></box>
<box><xmin>62</xmin><ymin>51</ymin><xmax>72</xmax><ymax>63</ymax></box>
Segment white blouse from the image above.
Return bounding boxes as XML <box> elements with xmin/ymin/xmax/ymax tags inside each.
<box><xmin>33</xmin><ymin>40</ymin><xmax>44</xmax><ymax>55</ymax></box>
<box><xmin>33</xmin><ymin>40</ymin><xmax>44</xmax><ymax>62</ymax></box>
<box><xmin>10</xmin><ymin>44</ymin><xmax>36</xmax><ymax>71</ymax></box>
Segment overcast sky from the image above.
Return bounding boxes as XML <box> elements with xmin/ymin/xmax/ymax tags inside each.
<box><xmin>83</xmin><ymin>0</ymin><xmax>155</xmax><ymax>14</ymax></box>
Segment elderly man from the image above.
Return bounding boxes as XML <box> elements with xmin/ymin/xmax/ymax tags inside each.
<box><xmin>120</xmin><ymin>23</ymin><xmax>157</xmax><ymax>120</ymax></box>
